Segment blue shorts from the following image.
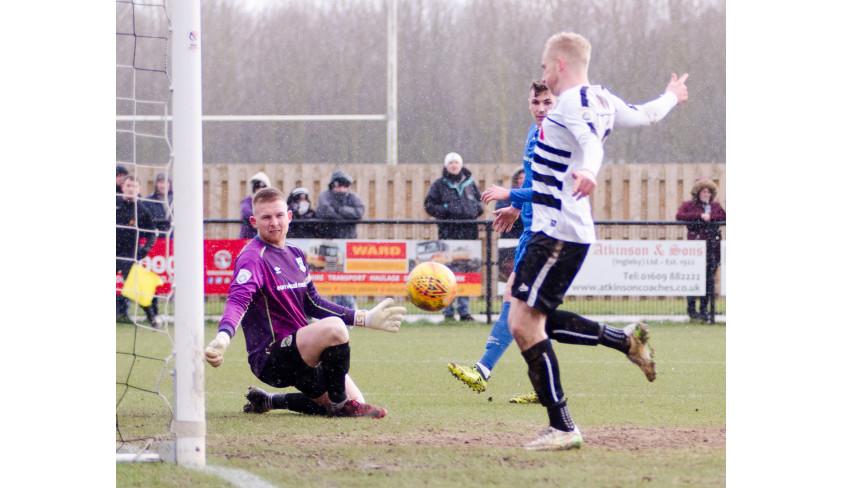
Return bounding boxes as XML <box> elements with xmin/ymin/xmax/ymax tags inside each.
<box><xmin>513</xmin><ymin>229</ymin><xmax>533</xmax><ymax>273</ymax></box>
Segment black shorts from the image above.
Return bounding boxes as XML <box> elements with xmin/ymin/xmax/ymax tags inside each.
<box><xmin>257</xmin><ymin>331</ymin><xmax>327</xmax><ymax>399</ymax></box>
<box><xmin>510</xmin><ymin>232</ymin><xmax>590</xmax><ymax>315</ymax></box>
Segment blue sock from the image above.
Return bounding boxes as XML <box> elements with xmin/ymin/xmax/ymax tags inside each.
<box><xmin>478</xmin><ymin>302</ymin><xmax>514</xmax><ymax>377</ymax></box>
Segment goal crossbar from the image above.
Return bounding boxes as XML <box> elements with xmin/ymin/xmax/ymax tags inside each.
<box><xmin>117</xmin><ymin>114</ymin><xmax>389</xmax><ymax>122</ymax></box>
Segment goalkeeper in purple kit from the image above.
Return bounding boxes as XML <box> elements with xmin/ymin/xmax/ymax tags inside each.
<box><xmin>205</xmin><ymin>187</ymin><xmax>406</xmax><ymax>418</ymax></box>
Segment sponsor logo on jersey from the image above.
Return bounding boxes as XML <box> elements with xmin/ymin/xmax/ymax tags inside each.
<box><xmin>236</xmin><ymin>269</ymin><xmax>252</xmax><ymax>284</ymax></box>
<box><xmin>296</xmin><ymin>257</ymin><xmax>306</xmax><ymax>272</ymax></box>
<box><xmin>276</xmin><ymin>281</ymin><xmax>307</xmax><ymax>291</ymax></box>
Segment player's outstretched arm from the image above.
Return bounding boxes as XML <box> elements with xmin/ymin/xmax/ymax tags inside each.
<box><xmin>204</xmin><ymin>331</ymin><xmax>231</xmax><ymax>367</ymax></box>
<box><xmin>666</xmin><ymin>73</ymin><xmax>689</xmax><ymax>105</ymax></box>
<box><xmin>612</xmin><ymin>72</ymin><xmax>689</xmax><ymax>128</ymax></box>
<box><xmin>355</xmin><ymin>298</ymin><xmax>406</xmax><ymax>333</ymax></box>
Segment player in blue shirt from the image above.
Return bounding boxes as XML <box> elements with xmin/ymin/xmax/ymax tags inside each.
<box><xmin>447</xmin><ymin>80</ymin><xmax>551</xmax><ymax>400</ymax></box>
<box><xmin>447</xmin><ymin>80</ymin><xmax>661</xmax><ymax>403</ymax></box>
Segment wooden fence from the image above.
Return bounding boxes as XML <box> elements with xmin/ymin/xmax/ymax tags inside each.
<box><xmin>137</xmin><ymin>162</ymin><xmax>726</xmax><ymax>240</ymax></box>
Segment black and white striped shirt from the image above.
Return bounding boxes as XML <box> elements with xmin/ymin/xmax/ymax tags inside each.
<box><xmin>531</xmin><ymin>85</ymin><xmax>678</xmax><ymax>243</ymax></box>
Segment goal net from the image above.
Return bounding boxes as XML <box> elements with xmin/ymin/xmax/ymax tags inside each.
<box><xmin>116</xmin><ymin>0</ymin><xmax>177</xmax><ymax>461</ymax></box>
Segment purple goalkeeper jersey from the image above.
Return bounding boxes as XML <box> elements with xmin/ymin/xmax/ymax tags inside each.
<box><xmin>218</xmin><ymin>238</ymin><xmax>355</xmax><ymax>378</ymax></box>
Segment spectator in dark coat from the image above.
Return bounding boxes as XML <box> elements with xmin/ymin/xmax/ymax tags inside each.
<box><xmin>676</xmin><ymin>178</ymin><xmax>726</xmax><ymax>321</ymax></box>
<box><xmin>148</xmin><ymin>172</ymin><xmax>173</xmax><ymax>235</ymax></box>
<box><xmin>424</xmin><ymin>152</ymin><xmax>484</xmax><ymax>240</ymax></box>
<box><xmin>315</xmin><ymin>170</ymin><xmax>365</xmax><ymax>308</ymax></box>
<box><xmin>315</xmin><ymin>170</ymin><xmax>364</xmax><ymax>239</ymax></box>
<box><xmin>146</xmin><ymin>172</ymin><xmax>173</xmax><ymax>317</ymax></box>
<box><xmin>116</xmin><ymin>175</ymin><xmax>161</xmax><ymax>328</ymax></box>
<box><xmin>239</xmin><ymin>171</ymin><xmax>271</xmax><ymax>239</ymax></box>
<box><xmin>423</xmin><ymin>152</ymin><xmax>484</xmax><ymax>321</ymax></box>
<box><xmin>286</xmin><ymin>187</ymin><xmax>320</xmax><ymax>239</ymax></box>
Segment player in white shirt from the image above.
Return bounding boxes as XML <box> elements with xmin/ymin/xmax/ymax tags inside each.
<box><xmin>532</xmin><ymin>78</ymin><xmax>685</xmax><ymax>244</ymax></box>
<box><xmin>510</xmin><ymin>32</ymin><xmax>689</xmax><ymax>451</ymax></box>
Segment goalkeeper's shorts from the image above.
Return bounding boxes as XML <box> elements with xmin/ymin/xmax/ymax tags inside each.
<box><xmin>257</xmin><ymin>331</ymin><xmax>327</xmax><ymax>399</ymax></box>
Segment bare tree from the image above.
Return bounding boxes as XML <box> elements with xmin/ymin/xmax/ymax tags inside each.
<box><xmin>120</xmin><ymin>0</ymin><xmax>725</xmax><ymax>165</ymax></box>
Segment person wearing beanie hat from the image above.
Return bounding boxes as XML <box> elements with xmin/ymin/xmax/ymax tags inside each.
<box><xmin>677</xmin><ymin>178</ymin><xmax>726</xmax><ymax>321</ymax></box>
<box><xmin>286</xmin><ymin>187</ymin><xmax>320</xmax><ymax>239</ymax></box>
<box><xmin>315</xmin><ymin>169</ymin><xmax>366</xmax><ymax>309</ymax></box>
<box><xmin>424</xmin><ymin>151</ymin><xmax>484</xmax><ymax>322</ymax></box>
<box><xmin>327</xmin><ymin>170</ymin><xmax>355</xmax><ymax>189</ymax></box>
<box><xmin>239</xmin><ymin>171</ymin><xmax>272</xmax><ymax>239</ymax></box>
<box><xmin>315</xmin><ymin>170</ymin><xmax>364</xmax><ymax>239</ymax></box>
<box><xmin>116</xmin><ymin>165</ymin><xmax>129</xmax><ymax>194</ymax></box>
<box><xmin>443</xmin><ymin>152</ymin><xmax>463</xmax><ymax>171</ymax></box>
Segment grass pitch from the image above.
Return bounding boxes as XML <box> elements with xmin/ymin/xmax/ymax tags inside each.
<box><xmin>117</xmin><ymin>320</ymin><xmax>725</xmax><ymax>487</ymax></box>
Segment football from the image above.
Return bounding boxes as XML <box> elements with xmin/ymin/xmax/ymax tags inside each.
<box><xmin>407</xmin><ymin>262</ymin><xmax>457</xmax><ymax>312</ymax></box>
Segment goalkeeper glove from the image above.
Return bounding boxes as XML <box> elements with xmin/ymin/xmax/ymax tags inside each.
<box><xmin>204</xmin><ymin>331</ymin><xmax>231</xmax><ymax>367</ymax></box>
<box><xmin>354</xmin><ymin>298</ymin><xmax>406</xmax><ymax>333</ymax></box>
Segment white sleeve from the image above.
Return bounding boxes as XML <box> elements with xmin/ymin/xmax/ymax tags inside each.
<box><xmin>611</xmin><ymin>91</ymin><xmax>678</xmax><ymax>128</ymax></box>
<box><xmin>579</xmin><ymin>137</ymin><xmax>605</xmax><ymax>177</ymax></box>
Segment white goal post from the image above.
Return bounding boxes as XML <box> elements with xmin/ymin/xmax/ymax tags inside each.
<box><xmin>170</xmin><ymin>0</ymin><xmax>206</xmax><ymax>466</ymax></box>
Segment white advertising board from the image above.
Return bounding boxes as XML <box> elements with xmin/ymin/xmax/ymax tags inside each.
<box><xmin>567</xmin><ymin>240</ymin><xmax>707</xmax><ymax>296</ymax></box>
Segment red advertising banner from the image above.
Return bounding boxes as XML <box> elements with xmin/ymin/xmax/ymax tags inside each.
<box><xmin>116</xmin><ymin>238</ymin><xmax>250</xmax><ymax>296</ymax></box>
<box><xmin>203</xmin><ymin>239</ymin><xmax>250</xmax><ymax>294</ymax></box>
<box><xmin>115</xmin><ymin>238</ymin><xmax>175</xmax><ymax>295</ymax></box>
<box><xmin>117</xmin><ymin>239</ymin><xmax>482</xmax><ymax>296</ymax></box>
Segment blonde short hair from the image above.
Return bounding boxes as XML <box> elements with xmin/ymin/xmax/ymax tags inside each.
<box><xmin>252</xmin><ymin>187</ymin><xmax>286</xmax><ymax>212</ymax></box>
<box><xmin>544</xmin><ymin>32</ymin><xmax>591</xmax><ymax>73</ymax></box>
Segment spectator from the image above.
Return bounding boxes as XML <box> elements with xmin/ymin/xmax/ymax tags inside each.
<box><xmin>146</xmin><ymin>172</ymin><xmax>173</xmax><ymax>317</ymax></box>
<box><xmin>148</xmin><ymin>172</ymin><xmax>173</xmax><ymax>235</ymax></box>
<box><xmin>495</xmin><ymin>169</ymin><xmax>526</xmax><ymax>239</ymax></box>
<box><xmin>116</xmin><ymin>165</ymin><xmax>129</xmax><ymax>194</ymax></box>
<box><xmin>315</xmin><ymin>170</ymin><xmax>365</xmax><ymax>309</ymax></box>
<box><xmin>116</xmin><ymin>164</ymin><xmax>131</xmax><ymax>320</ymax></box>
<box><xmin>423</xmin><ymin>152</ymin><xmax>484</xmax><ymax>322</ymax></box>
<box><xmin>676</xmin><ymin>178</ymin><xmax>726</xmax><ymax>321</ymax></box>
<box><xmin>116</xmin><ymin>175</ymin><xmax>162</xmax><ymax>328</ymax></box>
<box><xmin>286</xmin><ymin>187</ymin><xmax>320</xmax><ymax>239</ymax></box>
<box><xmin>239</xmin><ymin>171</ymin><xmax>271</xmax><ymax>239</ymax></box>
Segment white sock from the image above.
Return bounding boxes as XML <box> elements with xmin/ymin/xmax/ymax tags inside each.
<box><xmin>329</xmin><ymin>396</ymin><xmax>349</xmax><ymax>411</ymax></box>
<box><xmin>476</xmin><ymin>362</ymin><xmax>491</xmax><ymax>380</ymax></box>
